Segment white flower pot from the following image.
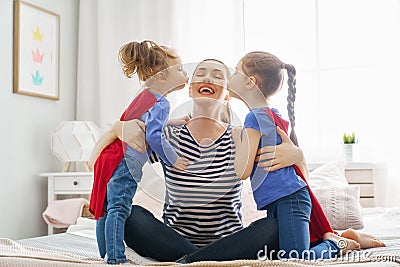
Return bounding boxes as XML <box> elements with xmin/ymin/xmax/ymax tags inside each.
<box><xmin>343</xmin><ymin>144</ymin><xmax>358</xmax><ymax>162</ymax></box>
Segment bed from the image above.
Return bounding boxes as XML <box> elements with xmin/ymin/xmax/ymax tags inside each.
<box><xmin>1</xmin><ymin>162</ymin><xmax>399</xmax><ymax>266</ymax></box>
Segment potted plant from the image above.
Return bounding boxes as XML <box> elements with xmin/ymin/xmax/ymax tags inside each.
<box><xmin>342</xmin><ymin>132</ymin><xmax>357</xmax><ymax>161</ymax></box>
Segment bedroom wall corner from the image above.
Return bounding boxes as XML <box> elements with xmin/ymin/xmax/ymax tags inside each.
<box><xmin>0</xmin><ymin>0</ymin><xmax>79</xmax><ymax>239</ymax></box>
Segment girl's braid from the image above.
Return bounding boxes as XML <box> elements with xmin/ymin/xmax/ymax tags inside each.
<box><xmin>285</xmin><ymin>63</ymin><xmax>299</xmax><ymax>146</ymax></box>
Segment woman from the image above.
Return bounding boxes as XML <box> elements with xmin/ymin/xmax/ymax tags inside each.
<box><xmin>94</xmin><ymin>59</ymin><xmax>305</xmax><ymax>263</ymax></box>
<box><xmin>95</xmin><ymin>58</ymin><xmax>384</xmax><ymax>263</ymax></box>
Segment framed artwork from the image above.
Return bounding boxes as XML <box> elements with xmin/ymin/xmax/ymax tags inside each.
<box><xmin>13</xmin><ymin>0</ymin><xmax>60</xmax><ymax>100</ymax></box>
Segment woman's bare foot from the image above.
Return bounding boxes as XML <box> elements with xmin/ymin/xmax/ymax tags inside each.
<box><xmin>323</xmin><ymin>232</ymin><xmax>361</xmax><ymax>255</ymax></box>
<box><xmin>341</xmin><ymin>229</ymin><xmax>386</xmax><ymax>249</ymax></box>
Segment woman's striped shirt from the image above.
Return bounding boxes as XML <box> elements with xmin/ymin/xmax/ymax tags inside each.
<box><xmin>149</xmin><ymin>124</ymin><xmax>243</xmax><ymax>247</ymax></box>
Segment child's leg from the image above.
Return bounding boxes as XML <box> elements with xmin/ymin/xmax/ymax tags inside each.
<box><xmin>105</xmin><ymin>156</ymin><xmax>142</xmax><ymax>264</ymax></box>
<box><xmin>272</xmin><ymin>187</ymin><xmax>312</xmax><ymax>259</ymax></box>
<box><xmin>270</xmin><ymin>187</ymin><xmax>355</xmax><ymax>260</ymax></box>
<box><xmin>308</xmin><ymin>239</ymin><xmax>341</xmax><ymax>259</ymax></box>
<box><xmin>322</xmin><ymin>232</ymin><xmax>361</xmax><ymax>255</ymax></box>
<box><xmin>96</xmin><ymin>210</ymin><xmax>107</xmax><ymax>258</ymax></box>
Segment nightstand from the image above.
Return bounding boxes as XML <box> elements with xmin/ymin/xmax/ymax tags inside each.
<box><xmin>308</xmin><ymin>162</ymin><xmax>375</xmax><ymax>208</ymax></box>
<box><xmin>344</xmin><ymin>162</ymin><xmax>375</xmax><ymax>207</ymax></box>
<box><xmin>39</xmin><ymin>172</ymin><xmax>94</xmax><ymax>234</ymax></box>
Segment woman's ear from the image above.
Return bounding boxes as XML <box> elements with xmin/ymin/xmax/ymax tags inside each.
<box><xmin>188</xmin><ymin>85</ymin><xmax>193</xmax><ymax>97</ymax></box>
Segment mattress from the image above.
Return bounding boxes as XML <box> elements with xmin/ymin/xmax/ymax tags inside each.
<box><xmin>1</xmin><ymin>207</ymin><xmax>399</xmax><ymax>267</ymax></box>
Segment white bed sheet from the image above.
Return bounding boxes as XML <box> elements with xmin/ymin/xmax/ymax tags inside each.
<box><xmin>14</xmin><ymin>207</ymin><xmax>400</xmax><ymax>266</ymax></box>
<box><xmin>360</xmin><ymin>207</ymin><xmax>400</xmax><ymax>237</ymax></box>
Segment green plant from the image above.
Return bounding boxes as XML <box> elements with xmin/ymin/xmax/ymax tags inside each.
<box><xmin>343</xmin><ymin>132</ymin><xmax>357</xmax><ymax>144</ymax></box>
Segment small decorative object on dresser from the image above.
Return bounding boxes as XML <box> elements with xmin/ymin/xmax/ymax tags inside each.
<box><xmin>50</xmin><ymin>121</ymin><xmax>101</xmax><ymax>171</ymax></box>
<box><xmin>342</xmin><ymin>132</ymin><xmax>358</xmax><ymax>162</ymax></box>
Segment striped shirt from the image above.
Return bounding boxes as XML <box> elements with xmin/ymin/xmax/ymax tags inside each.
<box><xmin>150</xmin><ymin>124</ymin><xmax>243</xmax><ymax>247</ymax></box>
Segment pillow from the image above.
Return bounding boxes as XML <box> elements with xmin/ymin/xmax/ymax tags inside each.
<box><xmin>241</xmin><ymin>161</ymin><xmax>350</xmax><ymax>227</ymax></box>
<box><xmin>312</xmin><ymin>185</ymin><xmax>364</xmax><ymax>230</ymax></box>
<box><xmin>308</xmin><ymin>161</ymin><xmax>348</xmax><ymax>189</ymax></box>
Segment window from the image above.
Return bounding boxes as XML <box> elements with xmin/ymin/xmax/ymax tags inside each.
<box><xmin>243</xmin><ymin>0</ymin><xmax>400</xmax><ymax>161</ymax></box>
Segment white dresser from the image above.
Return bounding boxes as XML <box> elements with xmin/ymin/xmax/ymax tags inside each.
<box><xmin>40</xmin><ymin>172</ymin><xmax>94</xmax><ymax>234</ymax></box>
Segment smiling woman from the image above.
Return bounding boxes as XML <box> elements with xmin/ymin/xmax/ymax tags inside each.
<box><xmin>97</xmin><ymin>58</ymin><xmax>285</xmax><ymax>262</ymax></box>
<box><xmin>189</xmin><ymin>59</ymin><xmax>233</xmax><ymax>125</ymax></box>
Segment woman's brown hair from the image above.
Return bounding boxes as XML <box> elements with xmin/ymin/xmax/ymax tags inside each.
<box><xmin>241</xmin><ymin>51</ymin><xmax>299</xmax><ymax>146</ymax></box>
<box><xmin>119</xmin><ymin>40</ymin><xmax>178</xmax><ymax>81</ymax></box>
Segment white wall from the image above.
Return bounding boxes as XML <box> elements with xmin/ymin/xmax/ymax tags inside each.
<box><xmin>0</xmin><ymin>0</ymin><xmax>79</xmax><ymax>239</ymax></box>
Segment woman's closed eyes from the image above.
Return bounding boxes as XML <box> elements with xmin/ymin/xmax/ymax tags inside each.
<box><xmin>194</xmin><ymin>69</ymin><xmax>225</xmax><ymax>80</ymax></box>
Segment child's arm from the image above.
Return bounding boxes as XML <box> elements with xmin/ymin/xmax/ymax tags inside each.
<box><xmin>232</xmin><ymin>127</ymin><xmax>262</xmax><ymax>179</ymax></box>
<box><xmin>146</xmin><ymin>100</ymin><xmax>188</xmax><ymax>170</ymax></box>
<box><xmin>88</xmin><ymin>120</ymin><xmax>146</xmax><ymax>170</ymax></box>
<box><xmin>88</xmin><ymin>128</ymin><xmax>117</xmax><ymax>171</ymax></box>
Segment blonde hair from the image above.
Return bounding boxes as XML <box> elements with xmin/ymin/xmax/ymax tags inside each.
<box><xmin>118</xmin><ymin>40</ymin><xmax>178</xmax><ymax>81</ymax></box>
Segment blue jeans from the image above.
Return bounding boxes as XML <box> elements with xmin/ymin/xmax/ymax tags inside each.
<box><xmin>265</xmin><ymin>187</ymin><xmax>340</xmax><ymax>260</ymax></box>
<box><xmin>96</xmin><ymin>156</ymin><xmax>142</xmax><ymax>264</ymax></box>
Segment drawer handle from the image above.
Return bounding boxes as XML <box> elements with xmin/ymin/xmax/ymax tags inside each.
<box><xmin>73</xmin><ymin>181</ymin><xmax>78</xmax><ymax>186</ymax></box>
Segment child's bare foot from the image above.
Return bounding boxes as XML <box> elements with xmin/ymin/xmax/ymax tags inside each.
<box><xmin>323</xmin><ymin>232</ymin><xmax>361</xmax><ymax>255</ymax></box>
<box><xmin>341</xmin><ymin>229</ymin><xmax>386</xmax><ymax>249</ymax></box>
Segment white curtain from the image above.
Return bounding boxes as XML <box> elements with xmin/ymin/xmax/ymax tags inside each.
<box><xmin>243</xmin><ymin>0</ymin><xmax>400</xmax><ymax>207</ymax></box>
<box><xmin>76</xmin><ymin>0</ymin><xmax>244</xmax><ymax>128</ymax></box>
<box><xmin>76</xmin><ymin>0</ymin><xmax>400</xmax><ymax>207</ymax></box>
<box><xmin>77</xmin><ymin>0</ymin><xmax>179</xmax><ymax>128</ymax></box>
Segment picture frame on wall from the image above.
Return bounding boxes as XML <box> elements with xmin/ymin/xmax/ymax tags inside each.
<box><xmin>13</xmin><ymin>0</ymin><xmax>60</xmax><ymax>100</ymax></box>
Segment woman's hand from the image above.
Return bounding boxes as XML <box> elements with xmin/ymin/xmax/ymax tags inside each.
<box><xmin>173</xmin><ymin>156</ymin><xmax>189</xmax><ymax>171</ymax></box>
<box><xmin>256</xmin><ymin>126</ymin><xmax>304</xmax><ymax>172</ymax></box>
<box><xmin>231</xmin><ymin>126</ymin><xmax>243</xmax><ymax>145</ymax></box>
<box><xmin>112</xmin><ymin>119</ymin><xmax>146</xmax><ymax>153</ymax></box>
<box><xmin>87</xmin><ymin>158</ymin><xmax>95</xmax><ymax>171</ymax></box>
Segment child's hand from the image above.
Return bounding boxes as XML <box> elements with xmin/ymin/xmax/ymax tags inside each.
<box><xmin>167</xmin><ymin>115</ymin><xmax>190</xmax><ymax>126</ymax></box>
<box><xmin>231</xmin><ymin>126</ymin><xmax>243</xmax><ymax>145</ymax></box>
<box><xmin>173</xmin><ymin>156</ymin><xmax>189</xmax><ymax>171</ymax></box>
<box><xmin>88</xmin><ymin>152</ymin><xmax>97</xmax><ymax>171</ymax></box>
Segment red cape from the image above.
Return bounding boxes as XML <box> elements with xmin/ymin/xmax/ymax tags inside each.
<box><xmin>89</xmin><ymin>90</ymin><xmax>157</xmax><ymax>219</ymax></box>
<box><xmin>263</xmin><ymin>108</ymin><xmax>335</xmax><ymax>242</ymax></box>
